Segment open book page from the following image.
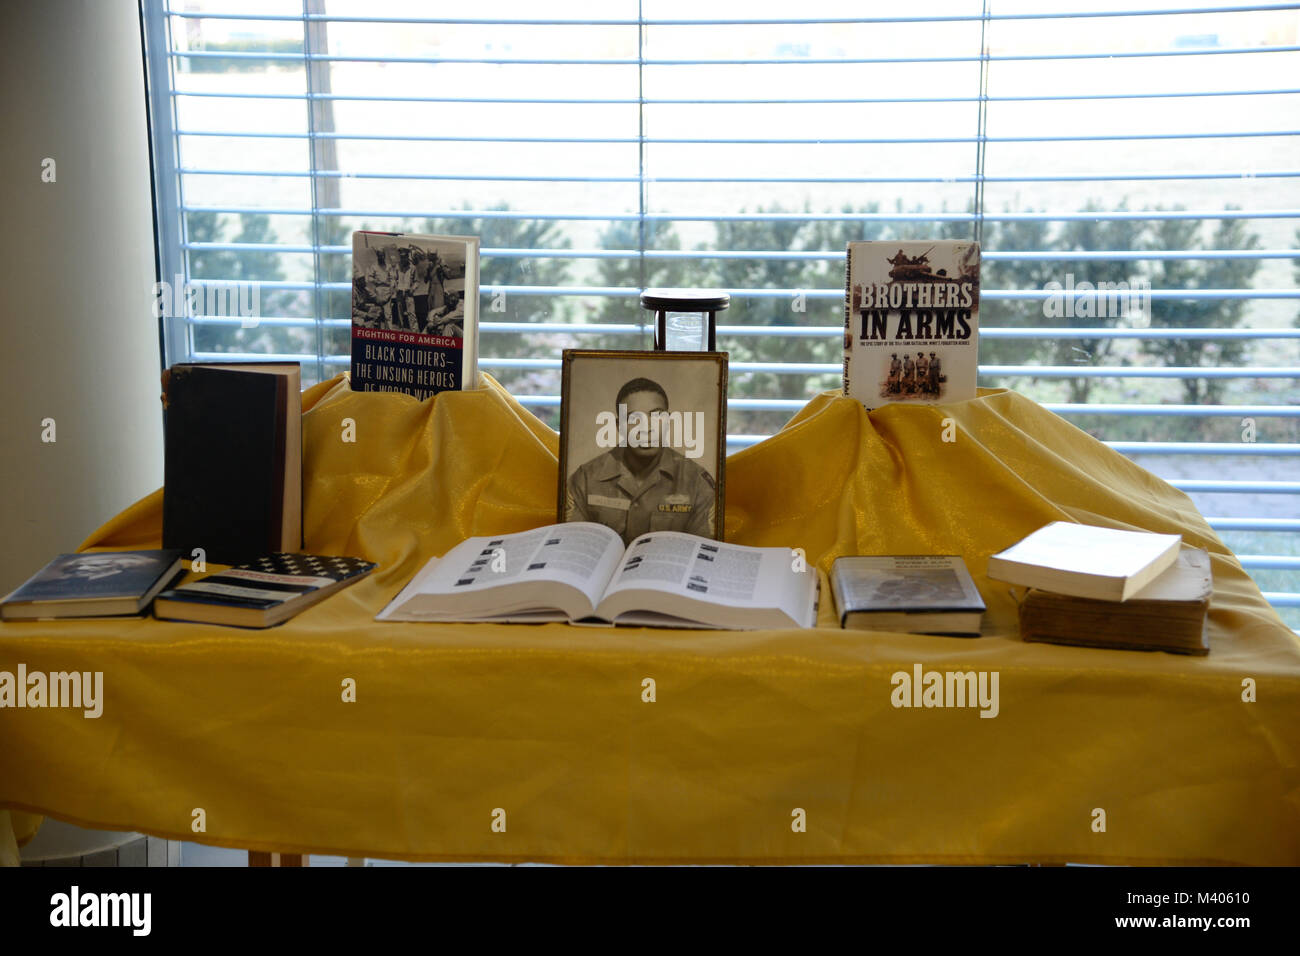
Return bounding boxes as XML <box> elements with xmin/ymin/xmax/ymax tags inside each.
<box><xmin>377</xmin><ymin>522</ymin><xmax>624</xmax><ymax>621</ymax></box>
<box><xmin>594</xmin><ymin>532</ymin><xmax>817</xmax><ymax>628</ymax></box>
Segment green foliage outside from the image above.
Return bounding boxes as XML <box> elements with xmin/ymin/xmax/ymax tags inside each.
<box><xmin>182</xmin><ymin>199</ymin><xmax>1271</xmax><ymax>443</ymax></box>
<box><xmin>184</xmin><ymin>39</ymin><xmax>304</xmax><ymax>73</ymax></box>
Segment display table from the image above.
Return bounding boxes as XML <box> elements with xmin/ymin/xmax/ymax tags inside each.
<box><xmin>2</xmin><ymin>375</ymin><xmax>1298</xmax><ymax>865</ymax></box>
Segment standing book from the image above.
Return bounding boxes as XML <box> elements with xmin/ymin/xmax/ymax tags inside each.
<box><xmin>843</xmin><ymin>240</ymin><xmax>980</xmax><ymax>409</ymax></box>
<box><xmin>162</xmin><ymin>362</ymin><xmax>302</xmax><ymax>566</ymax></box>
<box><xmin>153</xmin><ymin>553</ymin><xmax>377</xmax><ymax>629</ymax></box>
<box><xmin>830</xmin><ymin>555</ymin><xmax>985</xmax><ymax>635</ymax></box>
<box><xmin>1</xmin><ymin>550</ymin><xmax>185</xmax><ymax>620</ymax></box>
<box><xmin>350</xmin><ymin>230</ymin><xmax>480</xmax><ymax>399</ymax></box>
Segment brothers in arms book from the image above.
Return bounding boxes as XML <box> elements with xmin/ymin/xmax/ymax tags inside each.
<box><xmin>843</xmin><ymin>240</ymin><xmax>980</xmax><ymax>409</ymax></box>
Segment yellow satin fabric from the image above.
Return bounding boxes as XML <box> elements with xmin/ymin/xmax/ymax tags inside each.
<box><xmin>1</xmin><ymin>374</ymin><xmax>1297</xmax><ymax>865</ymax></box>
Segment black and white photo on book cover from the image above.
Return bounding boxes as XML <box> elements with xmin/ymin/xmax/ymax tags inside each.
<box><xmin>558</xmin><ymin>350</ymin><xmax>727</xmax><ymax>547</ymax></box>
<box><xmin>350</xmin><ymin>230</ymin><xmax>480</xmax><ymax>399</ymax></box>
<box><xmin>846</xmin><ymin>560</ymin><xmax>973</xmax><ymax>610</ymax></box>
<box><xmin>843</xmin><ymin>240</ymin><xmax>980</xmax><ymax>410</ymax></box>
<box><xmin>5</xmin><ymin>551</ymin><xmax>182</xmax><ymax>602</ymax></box>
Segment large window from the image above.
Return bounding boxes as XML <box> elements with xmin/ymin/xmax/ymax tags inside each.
<box><xmin>142</xmin><ymin>0</ymin><xmax>1300</xmax><ymax>625</ymax></box>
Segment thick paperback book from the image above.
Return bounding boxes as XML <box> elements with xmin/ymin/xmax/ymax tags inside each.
<box><xmin>378</xmin><ymin>522</ymin><xmax>818</xmax><ymax>629</ymax></box>
<box><xmin>843</xmin><ymin>240</ymin><xmax>980</xmax><ymax>409</ymax></box>
<box><xmin>987</xmin><ymin>521</ymin><xmax>1182</xmax><ymax>602</ymax></box>
<box><xmin>350</xmin><ymin>230</ymin><xmax>480</xmax><ymax>400</ymax></box>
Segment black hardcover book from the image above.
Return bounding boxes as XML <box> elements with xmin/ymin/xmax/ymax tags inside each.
<box><xmin>153</xmin><ymin>553</ymin><xmax>376</xmax><ymax>629</ymax></box>
<box><xmin>1</xmin><ymin>550</ymin><xmax>186</xmax><ymax>620</ymax></box>
<box><xmin>161</xmin><ymin>363</ymin><xmax>302</xmax><ymax>565</ymax></box>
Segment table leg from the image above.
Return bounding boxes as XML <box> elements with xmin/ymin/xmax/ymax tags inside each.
<box><xmin>248</xmin><ymin>851</ymin><xmax>307</xmax><ymax>866</ymax></box>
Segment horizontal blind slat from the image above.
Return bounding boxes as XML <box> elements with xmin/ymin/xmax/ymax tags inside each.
<box><xmin>176</xmin><ymin>204</ymin><xmax>1300</xmax><ymax>223</ymax></box>
<box><xmin>167</xmin><ymin>44</ymin><xmax>1300</xmax><ymax>64</ymax></box>
<box><xmin>160</xmin><ymin>5</ymin><xmax>1300</xmax><ymax>25</ymax></box>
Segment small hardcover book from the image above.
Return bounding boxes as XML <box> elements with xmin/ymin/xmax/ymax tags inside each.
<box><xmin>378</xmin><ymin>523</ymin><xmax>818</xmax><ymax>629</ymax></box>
<box><xmin>843</xmin><ymin>240</ymin><xmax>980</xmax><ymax>409</ymax></box>
<box><xmin>1020</xmin><ymin>547</ymin><xmax>1212</xmax><ymax>655</ymax></box>
<box><xmin>350</xmin><ymin>230</ymin><xmax>481</xmax><ymax>399</ymax></box>
<box><xmin>987</xmin><ymin>521</ymin><xmax>1182</xmax><ymax>602</ymax></box>
<box><xmin>153</xmin><ymin>553</ymin><xmax>377</xmax><ymax>629</ymax></box>
<box><xmin>162</xmin><ymin>362</ymin><xmax>302</xmax><ymax>566</ymax></box>
<box><xmin>1</xmin><ymin>550</ymin><xmax>185</xmax><ymax>621</ymax></box>
<box><xmin>830</xmin><ymin>555</ymin><xmax>985</xmax><ymax>635</ymax></box>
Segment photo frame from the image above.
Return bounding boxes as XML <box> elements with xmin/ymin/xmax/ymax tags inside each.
<box><xmin>558</xmin><ymin>350</ymin><xmax>728</xmax><ymax>547</ymax></box>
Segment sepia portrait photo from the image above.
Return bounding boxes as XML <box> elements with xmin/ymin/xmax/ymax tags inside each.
<box><xmin>558</xmin><ymin>350</ymin><xmax>727</xmax><ymax>546</ymax></box>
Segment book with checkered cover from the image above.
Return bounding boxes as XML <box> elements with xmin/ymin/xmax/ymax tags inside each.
<box><xmin>153</xmin><ymin>553</ymin><xmax>377</xmax><ymax>629</ymax></box>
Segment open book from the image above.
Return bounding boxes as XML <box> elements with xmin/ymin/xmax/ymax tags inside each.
<box><xmin>377</xmin><ymin>522</ymin><xmax>818</xmax><ymax>629</ymax></box>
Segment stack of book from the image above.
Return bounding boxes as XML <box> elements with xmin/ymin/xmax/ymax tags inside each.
<box><xmin>988</xmin><ymin>521</ymin><xmax>1211</xmax><ymax>656</ymax></box>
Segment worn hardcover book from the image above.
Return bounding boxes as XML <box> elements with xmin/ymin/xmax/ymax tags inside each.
<box><xmin>830</xmin><ymin>555</ymin><xmax>985</xmax><ymax>635</ymax></box>
<box><xmin>1</xmin><ymin>550</ymin><xmax>186</xmax><ymax>620</ymax></box>
<box><xmin>161</xmin><ymin>362</ymin><xmax>302</xmax><ymax>566</ymax></box>
<box><xmin>378</xmin><ymin>522</ymin><xmax>818</xmax><ymax>630</ymax></box>
<box><xmin>843</xmin><ymin>240</ymin><xmax>980</xmax><ymax>409</ymax></box>
<box><xmin>1020</xmin><ymin>547</ymin><xmax>1212</xmax><ymax>655</ymax></box>
<box><xmin>153</xmin><ymin>553</ymin><xmax>377</xmax><ymax>629</ymax></box>
<box><xmin>350</xmin><ymin>230</ymin><xmax>480</xmax><ymax>399</ymax></box>
<box><xmin>987</xmin><ymin>521</ymin><xmax>1182</xmax><ymax>602</ymax></box>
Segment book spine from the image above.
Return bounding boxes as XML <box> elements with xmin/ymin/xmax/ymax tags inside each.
<box><xmin>842</xmin><ymin>244</ymin><xmax>853</xmax><ymax>396</ymax></box>
<box><xmin>828</xmin><ymin>561</ymin><xmax>848</xmax><ymax>627</ymax></box>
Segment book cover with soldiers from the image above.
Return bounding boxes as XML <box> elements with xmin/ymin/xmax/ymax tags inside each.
<box><xmin>350</xmin><ymin>230</ymin><xmax>480</xmax><ymax>400</ymax></box>
<box><xmin>842</xmin><ymin>240</ymin><xmax>980</xmax><ymax>410</ymax></box>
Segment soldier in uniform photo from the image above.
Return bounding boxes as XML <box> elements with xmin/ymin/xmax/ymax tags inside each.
<box><xmin>411</xmin><ymin>249</ymin><xmax>432</xmax><ymax>333</ymax></box>
<box><xmin>365</xmin><ymin>246</ymin><xmax>395</xmax><ymax>328</ymax></box>
<box><xmin>565</xmin><ymin>376</ymin><xmax>716</xmax><ymax>546</ymax></box>
<box><xmin>901</xmin><ymin>353</ymin><xmax>915</xmax><ymax>396</ymax></box>
<box><xmin>887</xmin><ymin>352</ymin><xmax>902</xmax><ymax>395</ymax></box>
<box><xmin>915</xmin><ymin>351</ymin><xmax>929</xmax><ymax>397</ymax></box>
<box><xmin>393</xmin><ymin>246</ymin><xmax>418</xmax><ymax>332</ymax></box>
<box><xmin>928</xmin><ymin>351</ymin><xmax>942</xmax><ymax>396</ymax></box>
<box><xmin>428</xmin><ymin>251</ymin><xmax>446</xmax><ymax>318</ymax></box>
<box><xmin>352</xmin><ymin>272</ymin><xmax>382</xmax><ymax>328</ymax></box>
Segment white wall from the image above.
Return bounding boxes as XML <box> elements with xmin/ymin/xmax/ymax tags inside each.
<box><xmin>0</xmin><ymin>0</ymin><xmax>164</xmax><ymax>593</ymax></box>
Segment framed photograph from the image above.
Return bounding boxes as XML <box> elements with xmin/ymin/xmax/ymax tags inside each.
<box><xmin>559</xmin><ymin>350</ymin><xmax>728</xmax><ymax>546</ymax></box>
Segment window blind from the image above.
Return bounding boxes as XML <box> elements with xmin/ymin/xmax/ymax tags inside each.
<box><xmin>142</xmin><ymin>0</ymin><xmax>1300</xmax><ymax>624</ymax></box>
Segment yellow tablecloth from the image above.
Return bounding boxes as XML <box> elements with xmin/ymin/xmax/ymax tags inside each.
<box><xmin>2</xmin><ymin>374</ymin><xmax>1297</xmax><ymax>865</ymax></box>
